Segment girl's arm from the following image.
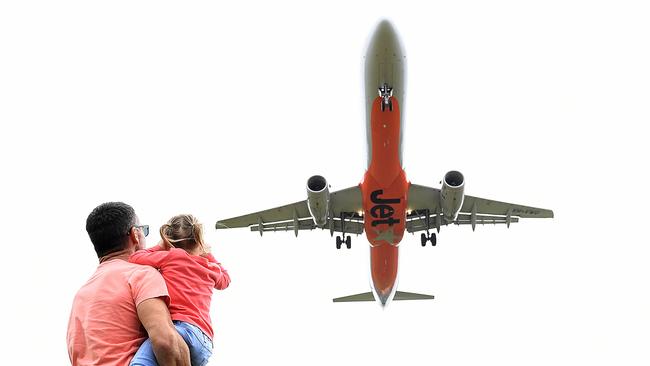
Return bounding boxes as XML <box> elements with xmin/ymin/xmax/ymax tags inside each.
<box><xmin>205</xmin><ymin>252</ymin><xmax>231</xmax><ymax>290</ymax></box>
<box><xmin>130</xmin><ymin>246</ymin><xmax>169</xmax><ymax>268</ymax></box>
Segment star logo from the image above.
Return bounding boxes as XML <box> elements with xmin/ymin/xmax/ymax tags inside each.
<box><xmin>373</xmin><ymin>227</ymin><xmax>396</xmax><ymax>244</ymax></box>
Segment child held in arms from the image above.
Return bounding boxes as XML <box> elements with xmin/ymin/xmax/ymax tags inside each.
<box><xmin>129</xmin><ymin>214</ymin><xmax>231</xmax><ymax>366</ymax></box>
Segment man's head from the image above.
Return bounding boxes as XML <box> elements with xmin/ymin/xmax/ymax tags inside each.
<box><xmin>86</xmin><ymin>202</ymin><xmax>145</xmax><ymax>258</ymax></box>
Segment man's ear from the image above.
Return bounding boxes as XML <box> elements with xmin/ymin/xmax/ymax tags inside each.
<box><xmin>128</xmin><ymin>227</ymin><xmax>140</xmax><ymax>248</ymax></box>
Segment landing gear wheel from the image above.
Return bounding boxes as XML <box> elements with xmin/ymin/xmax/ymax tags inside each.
<box><xmin>421</xmin><ymin>233</ymin><xmax>427</xmax><ymax>246</ymax></box>
<box><xmin>345</xmin><ymin>236</ymin><xmax>351</xmax><ymax>249</ymax></box>
<box><xmin>335</xmin><ymin>236</ymin><xmax>342</xmax><ymax>250</ymax></box>
<box><xmin>431</xmin><ymin>233</ymin><xmax>437</xmax><ymax>246</ymax></box>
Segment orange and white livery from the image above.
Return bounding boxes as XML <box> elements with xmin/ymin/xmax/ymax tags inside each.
<box><xmin>216</xmin><ymin>20</ymin><xmax>553</xmax><ymax>307</ymax></box>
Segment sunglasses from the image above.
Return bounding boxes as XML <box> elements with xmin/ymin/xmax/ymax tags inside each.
<box><xmin>132</xmin><ymin>225</ymin><xmax>149</xmax><ymax>237</ymax></box>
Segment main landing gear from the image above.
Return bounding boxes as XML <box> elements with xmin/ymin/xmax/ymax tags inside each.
<box><xmin>417</xmin><ymin>208</ymin><xmax>437</xmax><ymax>246</ymax></box>
<box><xmin>336</xmin><ymin>212</ymin><xmax>352</xmax><ymax>249</ymax></box>
<box><xmin>336</xmin><ymin>235</ymin><xmax>351</xmax><ymax>250</ymax></box>
<box><xmin>421</xmin><ymin>232</ymin><xmax>436</xmax><ymax>246</ymax></box>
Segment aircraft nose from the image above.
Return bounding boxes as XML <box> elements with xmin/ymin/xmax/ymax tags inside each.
<box><xmin>366</xmin><ymin>19</ymin><xmax>403</xmax><ymax>58</ymax></box>
<box><xmin>375</xmin><ymin>19</ymin><xmax>397</xmax><ymax>37</ymax></box>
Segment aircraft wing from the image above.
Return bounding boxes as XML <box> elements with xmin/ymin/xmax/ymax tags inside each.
<box><xmin>406</xmin><ymin>183</ymin><xmax>553</xmax><ymax>233</ymax></box>
<box><xmin>215</xmin><ymin>186</ymin><xmax>364</xmax><ymax>235</ymax></box>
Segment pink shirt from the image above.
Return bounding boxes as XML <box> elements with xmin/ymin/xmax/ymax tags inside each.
<box><xmin>67</xmin><ymin>259</ymin><xmax>169</xmax><ymax>366</ymax></box>
<box><xmin>129</xmin><ymin>246</ymin><xmax>230</xmax><ymax>339</ymax></box>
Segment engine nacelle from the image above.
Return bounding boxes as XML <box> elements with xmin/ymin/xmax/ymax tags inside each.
<box><xmin>307</xmin><ymin>175</ymin><xmax>330</xmax><ymax>227</ymax></box>
<box><xmin>441</xmin><ymin>170</ymin><xmax>465</xmax><ymax>221</ymax></box>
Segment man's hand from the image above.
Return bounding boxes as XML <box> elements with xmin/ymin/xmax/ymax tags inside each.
<box><xmin>136</xmin><ymin>298</ymin><xmax>190</xmax><ymax>366</ymax></box>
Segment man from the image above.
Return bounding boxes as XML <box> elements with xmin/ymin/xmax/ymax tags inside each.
<box><xmin>67</xmin><ymin>202</ymin><xmax>190</xmax><ymax>365</ymax></box>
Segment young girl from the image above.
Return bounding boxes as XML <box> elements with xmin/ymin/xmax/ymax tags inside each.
<box><xmin>129</xmin><ymin>214</ymin><xmax>230</xmax><ymax>366</ymax></box>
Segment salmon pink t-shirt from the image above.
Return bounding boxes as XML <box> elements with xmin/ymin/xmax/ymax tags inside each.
<box><xmin>67</xmin><ymin>259</ymin><xmax>169</xmax><ymax>366</ymax></box>
<box><xmin>129</xmin><ymin>246</ymin><xmax>230</xmax><ymax>339</ymax></box>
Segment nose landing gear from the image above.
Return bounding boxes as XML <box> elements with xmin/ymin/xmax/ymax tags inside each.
<box><xmin>378</xmin><ymin>83</ymin><xmax>393</xmax><ymax>112</ymax></box>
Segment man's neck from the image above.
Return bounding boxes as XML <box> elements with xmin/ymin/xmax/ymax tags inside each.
<box><xmin>99</xmin><ymin>249</ymin><xmax>133</xmax><ymax>264</ymax></box>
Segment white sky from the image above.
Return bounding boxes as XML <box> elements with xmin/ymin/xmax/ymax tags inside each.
<box><xmin>1</xmin><ymin>1</ymin><xmax>649</xmax><ymax>365</ymax></box>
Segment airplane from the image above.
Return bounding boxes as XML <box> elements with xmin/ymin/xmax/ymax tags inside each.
<box><xmin>215</xmin><ymin>20</ymin><xmax>553</xmax><ymax>307</ymax></box>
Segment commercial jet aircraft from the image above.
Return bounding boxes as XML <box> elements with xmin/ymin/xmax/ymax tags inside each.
<box><xmin>216</xmin><ymin>20</ymin><xmax>553</xmax><ymax>307</ymax></box>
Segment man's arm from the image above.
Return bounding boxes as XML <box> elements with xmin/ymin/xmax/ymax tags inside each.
<box><xmin>136</xmin><ymin>298</ymin><xmax>190</xmax><ymax>366</ymax></box>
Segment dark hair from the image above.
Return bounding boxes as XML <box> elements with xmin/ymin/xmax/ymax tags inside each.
<box><xmin>86</xmin><ymin>202</ymin><xmax>136</xmax><ymax>258</ymax></box>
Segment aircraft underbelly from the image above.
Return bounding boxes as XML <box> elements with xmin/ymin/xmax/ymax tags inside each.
<box><xmin>361</xmin><ymin>96</ymin><xmax>408</xmax><ymax>301</ymax></box>
<box><xmin>370</xmin><ymin>244</ymin><xmax>399</xmax><ymax>296</ymax></box>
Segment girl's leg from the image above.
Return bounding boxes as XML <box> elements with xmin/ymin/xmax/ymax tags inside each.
<box><xmin>129</xmin><ymin>338</ymin><xmax>158</xmax><ymax>366</ymax></box>
<box><xmin>173</xmin><ymin>321</ymin><xmax>213</xmax><ymax>366</ymax></box>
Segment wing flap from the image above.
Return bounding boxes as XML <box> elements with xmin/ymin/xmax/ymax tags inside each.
<box><xmin>329</xmin><ymin>217</ymin><xmax>365</xmax><ymax>235</ymax></box>
<box><xmin>406</xmin><ymin>213</ymin><xmax>520</xmax><ymax>233</ymax></box>
<box><xmin>250</xmin><ymin>217</ymin><xmax>364</xmax><ymax>235</ymax></box>
<box><xmin>216</xmin><ymin>186</ymin><xmax>363</xmax><ymax>231</ymax></box>
<box><xmin>407</xmin><ymin>183</ymin><xmax>553</xmax><ymax>222</ymax></box>
<box><xmin>216</xmin><ymin>200</ymin><xmax>311</xmax><ymax>229</ymax></box>
<box><xmin>461</xmin><ymin>195</ymin><xmax>554</xmax><ymax>218</ymax></box>
<box><xmin>250</xmin><ymin>218</ymin><xmax>316</xmax><ymax>233</ymax></box>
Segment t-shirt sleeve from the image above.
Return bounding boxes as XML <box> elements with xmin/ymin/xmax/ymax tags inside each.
<box><xmin>129</xmin><ymin>267</ymin><xmax>170</xmax><ymax>307</ymax></box>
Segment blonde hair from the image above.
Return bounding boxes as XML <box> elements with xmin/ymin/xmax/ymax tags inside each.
<box><xmin>160</xmin><ymin>214</ymin><xmax>206</xmax><ymax>254</ymax></box>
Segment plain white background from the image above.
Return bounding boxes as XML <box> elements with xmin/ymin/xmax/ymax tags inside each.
<box><xmin>1</xmin><ymin>1</ymin><xmax>649</xmax><ymax>365</ymax></box>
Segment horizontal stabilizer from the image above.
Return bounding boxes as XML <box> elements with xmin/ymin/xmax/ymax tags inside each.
<box><xmin>394</xmin><ymin>291</ymin><xmax>435</xmax><ymax>301</ymax></box>
<box><xmin>333</xmin><ymin>291</ymin><xmax>434</xmax><ymax>302</ymax></box>
<box><xmin>333</xmin><ymin>292</ymin><xmax>375</xmax><ymax>302</ymax></box>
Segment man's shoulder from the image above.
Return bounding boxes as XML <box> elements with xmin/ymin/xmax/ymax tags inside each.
<box><xmin>103</xmin><ymin>258</ymin><xmax>158</xmax><ymax>271</ymax></box>
<box><xmin>74</xmin><ymin>260</ymin><xmax>165</xmax><ymax>306</ymax></box>
<box><xmin>101</xmin><ymin>259</ymin><xmax>163</xmax><ymax>281</ymax></box>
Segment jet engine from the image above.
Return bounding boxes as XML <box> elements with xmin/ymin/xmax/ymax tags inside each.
<box><xmin>440</xmin><ymin>170</ymin><xmax>465</xmax><ymax>221</ymax></box>
<box><xmin>307</xmin><ymin>175</ymin><xmax>330</xmax><ymax>227</ymax></box>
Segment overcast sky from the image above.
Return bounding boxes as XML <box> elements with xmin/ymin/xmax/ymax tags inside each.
<box><xmin>1</xmin><ymin>1</ymin><xmax>649</xmax><ymax>365</ymax></box>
